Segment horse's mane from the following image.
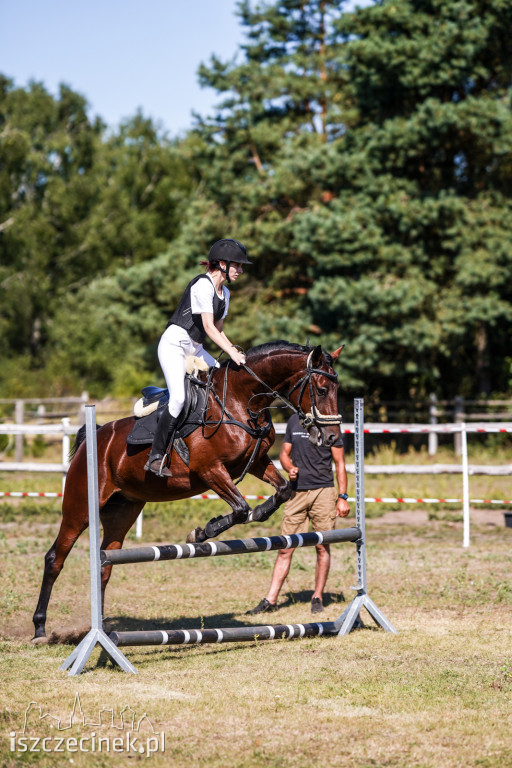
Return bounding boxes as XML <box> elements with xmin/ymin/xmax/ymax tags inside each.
<box><xmin>69</xmin><ymin>423</ymin><xmax>101</xmax><ymax>461</ymax></box>
<box><xmin>245</xmin><ymin>340</ymin><xmax>309</xmax><ymax>359</ymax></box>
<box><xmin>245</xmin><ymin>340</ymin><xmax>333</xmax><ymax>366</ymax></box>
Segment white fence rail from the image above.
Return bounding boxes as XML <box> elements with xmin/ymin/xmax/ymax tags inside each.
<box><xmin>1</xmin><ymin>419</ymin><xmax>511</xmax><ymax>547</ymax></box>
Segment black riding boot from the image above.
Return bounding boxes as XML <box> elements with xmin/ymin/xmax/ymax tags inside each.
<box><xmin>144</xmin><ymin>410</ymin><xmax>179</xmax><ymax>477</ymax></box>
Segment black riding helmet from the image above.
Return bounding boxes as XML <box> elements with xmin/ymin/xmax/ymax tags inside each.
<box><xmin>209</xmin><ymin>239</ymin><xmax>252</xmax><ymax>282</ymax></box>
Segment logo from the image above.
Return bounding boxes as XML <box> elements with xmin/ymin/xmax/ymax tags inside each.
<box><xmin>9</xmin><ymin>693</ymin><xmax>165</xmax><ymax>757</ymax></box>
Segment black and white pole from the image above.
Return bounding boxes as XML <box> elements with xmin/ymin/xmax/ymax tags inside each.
<box><xmin>335</xmin><ymin>398</ymin><xmax>396</xmax><ymax>635</ymax></box>
<box><xmin>60</xmin><ymin>405</ymin><xmax>137</xmax><ymax>676</ymax></box>
<box><xmin>100</xmin><ymin>527</ymin><xmax>361</xmax><ymax>566</ymax></box>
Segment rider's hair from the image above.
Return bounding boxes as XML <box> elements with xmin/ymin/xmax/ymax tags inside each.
<box><xmin>200</xmin><ymin>259</ymin><xmax>221</xmax><ymax>272</ymax></box>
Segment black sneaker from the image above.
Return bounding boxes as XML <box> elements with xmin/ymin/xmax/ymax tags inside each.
<box><xmin>245</xmin><ymin>598</ymin><xmax>277</xmax><ymax>615</ymax></box>
<box><xmin>311</xmin><ymin>597</ymin><xmax>324</xmax><ymax>614</ymax></box>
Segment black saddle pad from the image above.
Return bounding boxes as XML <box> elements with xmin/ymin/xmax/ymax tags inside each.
<box><xmin>126</xmin><ymin>377</ymin><xmax>207</xmax><ymax>449</ymax></box>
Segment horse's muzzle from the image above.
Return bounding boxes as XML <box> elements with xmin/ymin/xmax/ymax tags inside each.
<box><xmin>307</xmin><ymin>426</ymin><xmax>338</xmax><ymax>447</ymax></box>
<box><xmin>323</xmin><ymin>431</ymin><xmax>338</xmax><ymax>448</ymax></box>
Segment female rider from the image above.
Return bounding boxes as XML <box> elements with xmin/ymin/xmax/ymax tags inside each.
<box><xmin>145</xmin><ymin>238</ymin><xmax>251</xmax><ymax>476</ymax></box>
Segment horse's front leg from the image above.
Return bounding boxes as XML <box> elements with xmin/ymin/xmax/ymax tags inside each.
<box><xmin>247</xmin><ymin>456</ymin><xmax>293</xmax><ymax>523</ymax></box>
<box><xmin>186</xmin><ymin>465</ymin><xmax>252</xmax><ymax>543</ymax></box>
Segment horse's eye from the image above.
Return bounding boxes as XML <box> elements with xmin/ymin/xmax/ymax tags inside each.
<box><xmin>317</xmin><ymin>387</ymin><xmax>328</xmax><ymax>397</ymax></box>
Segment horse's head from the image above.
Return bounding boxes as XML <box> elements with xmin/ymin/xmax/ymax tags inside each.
<box><xmin>241</xmin><ymin>341</ymin><xmax>343</xmax><ymax>447</ymax></box>
<box><xmin>288</xmin><ymin>344</ymin><xmax>343</xmax><ymax>448</ymax></box>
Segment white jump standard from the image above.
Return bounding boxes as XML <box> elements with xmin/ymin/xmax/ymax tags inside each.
<box><xmin>61</xmin><ymin>399</ymin><xmax>396</xmax><ymax>676</ymax></box>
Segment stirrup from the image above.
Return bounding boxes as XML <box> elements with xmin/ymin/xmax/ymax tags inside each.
<box><xmin>144</xmin><ymin>455</ymin><xmax>172</xmax><ymax>477</ymax></box>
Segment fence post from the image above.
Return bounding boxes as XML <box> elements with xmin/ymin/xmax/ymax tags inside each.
<box><xmin>461</xmin><ymin>424</ymin><xmax>470</xmax><ymax>548</ymax></box>
<box><xmin>428</xmin><ymin>394</ymin><xmax>438</xmax><ymax>456</ymax></box>
<box><xmin>60</xmin><ymin>405</ymin><xmax>137</xmax><ymax>675</ymax></box>
<box><xmin>336</xmin><ymin>398</ymin><xmax>397</xmax><ymax>635</ymax></box>
<box><xmin>61</xmin><ymin>417</ymin><xmax>70</xmax><ymax>495</ymax></box>
<box><xmin>15</xmin><ymin>400</ymin><xmax>24</xmax><ymax>463</ymax></box>
<box><xmin>135</xmin><ymin>511</ymin><xmax>143</xmax><ymax>539</ymax></box>
<box><xmin>454</xmin><ymin>396</ymin><xmax>465</xmax><ymax>456</ymax></box>
<box><xmin>79</xmin><ymin>392</ymin><xmax>89</xmax><ymax>425</ymax></box>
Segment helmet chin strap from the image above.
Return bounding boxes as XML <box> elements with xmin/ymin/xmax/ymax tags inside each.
<box><xmin>219</xmin><ymin>261</ymin><xmax>231</xmax><ymax>283</ymax></box>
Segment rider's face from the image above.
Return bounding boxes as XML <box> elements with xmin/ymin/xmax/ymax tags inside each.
<box><xmin>228</xmin><ymin>262</ymin><xmax>243</xmax><ymax>281</ymax></box>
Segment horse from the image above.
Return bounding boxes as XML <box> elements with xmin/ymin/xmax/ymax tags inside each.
<box><xmin>32</xmin><ymin>340</ymin><xmax>343</xmax><ymax>640</ymax></box>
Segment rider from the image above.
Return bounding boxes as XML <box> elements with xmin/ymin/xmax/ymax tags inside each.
<box><xmin>145</xmin><ymin>238</ymin><xmax>251</xmax><ymax>477</ymax></box>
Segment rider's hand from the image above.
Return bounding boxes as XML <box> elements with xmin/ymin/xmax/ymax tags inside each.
<box><xmin>230</xmin><ymin>349</ymin><xmax>246</xmax><ymax>366</ymax></box>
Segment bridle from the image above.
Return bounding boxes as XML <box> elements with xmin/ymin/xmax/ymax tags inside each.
<box><xmin>285</xmin><ymin>349</ymin><xmax>342</xmax><ymax>429</ymax></box>
<box><xmin>243</xmin><ymin>348</ymin><xmax>342</xmax><ymax>430</ymax></box>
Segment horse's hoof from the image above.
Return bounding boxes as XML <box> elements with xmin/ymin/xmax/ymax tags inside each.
<box><xmin>31</xmin><ymin>635</ymin><xmax>48</xmax><ymax>645</ymax></box>
<box><xmin>186</xmin><ymin>527</ymin><xmax>203</xmax><ymax>544</ymax></box>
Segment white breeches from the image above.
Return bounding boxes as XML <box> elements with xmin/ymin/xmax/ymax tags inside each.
<box><xmin>158</xmin><ymin>325</ymin><xmax>216</xmax><ymax>417</ymax></box>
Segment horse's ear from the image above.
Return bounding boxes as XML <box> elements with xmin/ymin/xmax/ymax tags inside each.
<box><xmin>310</xmin><ymin>345</ymin><xmax>323</xmax><ymax>367</ymax></box>
<box><xmin>330</xmin><ymin>345</ymin><xmax>344</xmax><ymax>361</ymax></box>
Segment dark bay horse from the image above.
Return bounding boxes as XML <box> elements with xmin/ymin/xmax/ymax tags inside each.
<box><xmin>32</xmin><ymin>341</ymin><xmax>342</xmax><ymax>639</ymax></box>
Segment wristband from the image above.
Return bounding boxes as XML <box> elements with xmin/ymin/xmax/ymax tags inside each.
<box><xmin>338</xmin><ymin>493</ymin><xmax>348</xmax><ymax>500</ymax></box>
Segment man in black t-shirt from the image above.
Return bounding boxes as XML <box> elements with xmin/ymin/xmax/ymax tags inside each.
<box><xmin>247</xmin><ymin>413</ymin><xmax>350</xmax><ymax>615</ymax></box>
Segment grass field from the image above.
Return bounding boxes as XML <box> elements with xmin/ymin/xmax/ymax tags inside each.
<box><xmin>1</xmin><ymin>449</ymin><xmax>512</xmax><ymax>768</ymax></box>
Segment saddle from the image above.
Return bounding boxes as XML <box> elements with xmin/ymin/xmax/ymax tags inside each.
<box><xmin>126</xmin><ymin>357</ymin><xmax>210</xmax><ymax>466</ymax></box>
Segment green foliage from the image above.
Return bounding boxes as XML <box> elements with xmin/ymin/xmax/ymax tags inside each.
<box><xmin>1</xmin><ymin>0</ymin><xmax>512</xmax><ymax>400</ymax></box>
<box><xmin>184</xmin><ymin>0</ymin><xmax>512</xmax><ymax>398</ymax></box>
<box><xmin>0</xmin><ymin>78</ymin><xmax>194</xmax><ymax>394</ymax></box>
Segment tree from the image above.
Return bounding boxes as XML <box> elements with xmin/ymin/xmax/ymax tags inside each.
<box><xmin>304</xmin><ymin>0</ymin><xmax>512</xmax><ymax>396</ymax></box>
<box><xmin>0</xmin><ymin>78</ymin><xmax>194</xmax><ymax>394</ymax></box>
<box><xmin>173</xmin><ymin>1</ymin><xmax>353</xmax><ymax>350</ymax></box>
<box><xmin>182</xmin><ymin>0</ymin><xmax>512</xmax><ymax>398</ymax></box>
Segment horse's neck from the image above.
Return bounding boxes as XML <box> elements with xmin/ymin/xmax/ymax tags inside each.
<box><xmin>246</xmin><ymin>353</ymin><xmax>302</xmax><ymax>392</ymax></box>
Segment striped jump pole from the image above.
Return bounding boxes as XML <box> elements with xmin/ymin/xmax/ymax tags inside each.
<box><xmin>100</xmin><ymin>528</ymin><xmax>362</xmax><ymax>566</ymax></box>
<box><xmin>111</xmin><ymin>622</ymin><xmax>340</xmax><ymax>647</ymax></box>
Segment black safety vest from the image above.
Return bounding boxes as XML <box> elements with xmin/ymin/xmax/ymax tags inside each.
<box><xmin>167</xmin><ymin>274</ymin><xmax>226</xmax><ymax>344</ymax></box>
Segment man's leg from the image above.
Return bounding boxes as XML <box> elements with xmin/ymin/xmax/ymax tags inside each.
<box><xmin>312</xmin><ymin>543</ymin><xmax>331</xmax><ymax>600</ymax></box>
<box><xmin>246</xmin><ymin>490</ymin><xmax>309</xmax><ymax>615</ymax></box>
<box><xmin>308</xmin><ymin>486</ymin><xmax>336</xmax><ymax>611</ymax></box>
<box><xmin>266</xmin><ymin>548</ymin><xmax>294</xmax><ymax>605</ymax></box>
<box><xmin>245</xmin><ymin>548</ymin><xmax>295</xmax><ymax>614</ymax></box>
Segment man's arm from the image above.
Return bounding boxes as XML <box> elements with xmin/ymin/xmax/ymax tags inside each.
<box><xmin>331</xmin><ymin>444</ymin><xmax>350</xmax><ymax>518</ymax></box>
<box><xmin>279</xmin><ymin>441</ymin><xmax>298</xmax><ymax>481</ymax></box>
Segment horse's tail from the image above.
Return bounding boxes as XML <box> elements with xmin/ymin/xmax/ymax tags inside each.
<box><xmin>69</xmin><ymin>423</ymin><xmax>102</xmax><ymax>461</ymax></box>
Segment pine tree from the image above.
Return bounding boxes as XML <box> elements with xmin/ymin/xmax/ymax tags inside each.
<box><xmin>183</xmin><ymin>0</ymin><xmax>512</xmax><ymax>397</ymax></box>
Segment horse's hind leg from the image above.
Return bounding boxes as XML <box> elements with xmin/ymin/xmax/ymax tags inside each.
<box><xmin>32</xmin><ymin>496</ymin><xmax>89</xmax><ymax>641</ymax></box>
<box><xmin>99</xmin><ymin>495</ymin><xmax>145</xmax><ymax>617</ymax></box>
<box><xmin>32</xmin><ymin>494</ymin><xmax>144</xmax><ymax>640</ymax></box>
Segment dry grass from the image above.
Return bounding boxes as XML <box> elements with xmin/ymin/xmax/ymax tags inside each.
<box><xmin>1</xmin><ymin>492</ymin><xmax>512</xmax><ymax>767</ymax></box>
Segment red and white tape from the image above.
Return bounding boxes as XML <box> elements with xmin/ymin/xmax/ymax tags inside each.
<box><xmin>0</xmin><ymin>491</ymin><xmax>510</xmax><ymax>505</ymax></box>
<box><xmin>342</xmin><ymin>427</ymin><xmax>512</xmax><ymax>434</ymax></box>
<box><xmin>0</xmin><ymin>491</ymin><xmax>63</xmax><ymax>498</ymax></box>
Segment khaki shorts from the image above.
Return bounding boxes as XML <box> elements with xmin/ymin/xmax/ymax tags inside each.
<box><xmin>280</xmin><ymin>486</ymin><xmax>337</xmax><ymax>535</ymax></box>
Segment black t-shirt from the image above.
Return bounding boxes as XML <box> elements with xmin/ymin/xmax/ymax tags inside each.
<box><xmin>283</xmin><ymin>413</ymin><xmax>343</xmax><ymax>490</ymax></box>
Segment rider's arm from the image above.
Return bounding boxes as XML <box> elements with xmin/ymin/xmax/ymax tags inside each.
<box><xmin>331</xmin><ymin>444</ymin><xmax>350</xmax><ymax>518</ymax></box>
<box><xmin>201</xmin><ymin>312</ymin><xmax>245</xmax><ymax>365</ymax></box>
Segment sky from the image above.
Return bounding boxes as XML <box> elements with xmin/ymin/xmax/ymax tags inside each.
<box><xmin>1</xmin><ymin>0</ymin><xmax>372</xmax><ymax>138</ymax></box>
